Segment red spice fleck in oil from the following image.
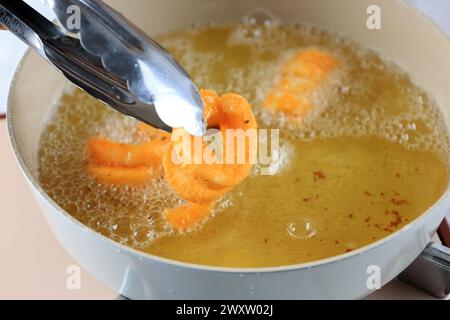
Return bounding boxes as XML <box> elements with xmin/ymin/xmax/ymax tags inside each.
<box><xmin>379</xmin><ymin>210</ymin><xmax>404</xmax><ymax>232</ymax></box>
<box><xmin>313</xmin><ymin>171</ymin><xmax>326</xmax><ymax>181</ymax></box>
<box><xmin>391</xmin><ymin>198</ymin><xmax>408</xmax><ymax>206</ymax></box>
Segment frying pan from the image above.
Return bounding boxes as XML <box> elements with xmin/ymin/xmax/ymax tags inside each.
<box><xmin>6</xmin><ymin>0</ymin><xmax>450</xmax><ymax>299</ymax></box>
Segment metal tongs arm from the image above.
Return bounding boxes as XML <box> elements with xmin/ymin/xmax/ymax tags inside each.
<box><xmin>0</xmin><ymin>0</ymin><xmax>205</xmax><ymax>135</ymax></box>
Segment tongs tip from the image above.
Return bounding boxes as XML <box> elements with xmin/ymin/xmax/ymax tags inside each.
<box><xmin>154</xmin><ymin>91</ymin><xmax>206</xmax><ymax>136</ymax></box>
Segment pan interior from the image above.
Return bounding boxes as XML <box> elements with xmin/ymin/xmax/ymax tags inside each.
<box><xmin>36</xmin><ymin>21</ymin><xmax>450</xmax><ymax>268</ymax></box>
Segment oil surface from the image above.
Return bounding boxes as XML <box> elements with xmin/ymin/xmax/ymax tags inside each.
<box><xmin>38</xmin><ymin>22</ymin><xmax>449</xmax><ymax>267</ymax></box>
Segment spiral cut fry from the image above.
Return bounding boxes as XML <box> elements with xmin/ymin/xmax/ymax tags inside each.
<box><xmin>86</xmin><ymin>164</ymin><xmax>160</xmax><ymax>186</ymax></box>
<box><xmin>164</xmin><ymin>202</ymin><xmax>214</xmax><ymax>232</ymax></box>
<box><xmin>87</xmin><ymin>138</ymin><xmax>167</xmax><ymax>168</ymax></box>
<box><xmin>85</xmin><ymin>89</ymin><xmax>257</xmax><ymax>231</ymax></box>
<box><xmin>264</xmin><ymin>48</ymin><xmax>340</xmax><ymax>120</ymax></box>
<box><xmin>85</xmin><ymin>129</ymin><xmax>168</xmax><ymax>186</ymax></box>
<box><xmin>163</xmin><ymin>89</ymin><xmax>257</xmax><ymax>205</ymax></box>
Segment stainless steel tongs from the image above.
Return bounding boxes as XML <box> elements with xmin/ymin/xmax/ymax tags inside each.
<box><xmin>0</xmin><ymin>0</ymin><xmax>205</xmax><ymax>136</ymax></box>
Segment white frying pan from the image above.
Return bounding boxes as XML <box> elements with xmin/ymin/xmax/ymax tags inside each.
<box><xmin>6</xmin><ymin>0</ymin><xmax>450</xmax><ymax>299</ymax></box>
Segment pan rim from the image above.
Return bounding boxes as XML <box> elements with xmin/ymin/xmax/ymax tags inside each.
<box><xmin>6</xmin><ymin>0</ymin><xmax>450</xmax><ymax>274</ymax></box>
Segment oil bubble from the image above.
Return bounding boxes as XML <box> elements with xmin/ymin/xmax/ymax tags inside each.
<box><xmin>287</xmin><ymin>218</ymin><xmax>317</xmax><ymax>240</ymax></box>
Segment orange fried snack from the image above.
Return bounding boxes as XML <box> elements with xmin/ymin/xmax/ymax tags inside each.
<box><xmin>163</xmin><ymin>89</ymin><xmax>257</xmax><ymax>204</ymax></box>
<box><xmin>164</xmin><ymin>202</ymin><xmax>214</xmax><ymax>232</ymax></box>
<box><xmin>86</xmin><ymin>164</ymin><xmax>159</xmax><ymax>186</ymax></box>
<box><xmin>264</xmin><ymin>48</ymin><xmax>339</xmax><ymax>119</ymax></box>
<box><xmin>84</xmin><ymin>89</ymin><xmax>257</xmax><ymax>231</ymax></box>
<box><xmin>87</xmin><ymin>138</ymin><xmax>167</xmax><ymax>168</ymax></box>
<box><xmin>85</xmin><ymin>127</ymin><xmax>169</xmax><ymax>186</ymax></box>
<box><xmin>163</xmin><ymin>147</ymin><xmax>230</xmax><ymax>205</ymax></box>
<box><xmin>190</xmin><ymin>96</ymin><xmax>257</xmax><ymax>188</ymax></box>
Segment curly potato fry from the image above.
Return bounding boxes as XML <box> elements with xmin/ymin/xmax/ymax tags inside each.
<box><xmin>85</xmin><ymin>89</ymin><xmax>257</xmax><ymax>231</ymax></box>
<box><xmin>163</xmin><ymin>146</ymin><xmax>230</xmax><ymax>205</ymax></box>
<box><xmin>264</xmin><ymin>48</ymin><xmax>339</xmax><ymax>119</ymax></box>
<box><xmin>87</xmin><ymin>138</ymin><xmax>167</xmax><ymax>168</ymax></box>
<box><xmin>86</xmin><ymin>164</ymin><xmax>160</xmax><ymax>186</ymax></box>
<box><xmin>163</xmin><ymin>90</ymin><xmax>257</xmax><ymax>202</ymax></box>
<box><xmin>164</xmin><ymin>202</ymin><xmax>214</xmax><ymax>231</ymax></box>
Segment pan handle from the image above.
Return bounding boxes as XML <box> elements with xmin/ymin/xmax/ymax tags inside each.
<box><xmin>399</xmin><ymin>214</ymin><xmax>450</xmax><ymax>298</ymax></box>
<box><xmin>438</xmin><ymin>216</ymin><xmax>450</xmax><ymax>247</ymax></box>
<box><xmin>398</xmin><ymin>242</ymin><xmax>450</xmax><ymax>298</ymax></box>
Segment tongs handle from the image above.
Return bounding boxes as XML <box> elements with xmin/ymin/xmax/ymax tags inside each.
<box><xmin>0</xmin><ymin>0</ymin><xmax>63</xmax><ymax>55</ymax></box>
<box><xmin>1</xmin><ymin>0</ymin><xmax>163</xmax><ymax>129</ymax></box>
<box><xmin>0</xmin><ymin>0</ymin><xmax>170</xmax><ymax>131</ymax></box>
<box><xmin>0</xmin><ymin>0</ymin><xmax>205</xmax><ymax>135</ymax></box>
